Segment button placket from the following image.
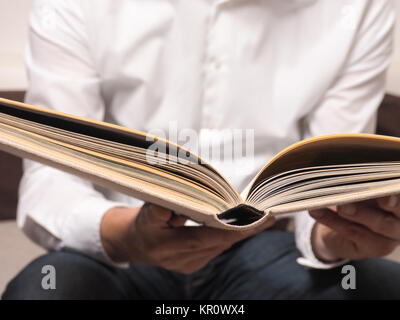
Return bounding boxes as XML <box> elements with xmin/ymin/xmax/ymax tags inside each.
<box><xmin>201</xmin><ymin>2</ymin><xmax>228</xmax><ymax>130</ymax></box>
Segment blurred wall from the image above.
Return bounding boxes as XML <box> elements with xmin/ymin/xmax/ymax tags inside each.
<box><xmin>0</xmin><ymin>0</ymin><xmax>399</xmax><ymax>93</ymax></box>
<box><xmin>0</xmin><ymin>0</ymin><xmax>31</xmax><ymax>91</ymax></box>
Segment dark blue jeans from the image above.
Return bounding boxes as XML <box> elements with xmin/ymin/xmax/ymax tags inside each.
<box><xmin>2</xmin><ymin>231</ymin><xmax>400</xmax><ymax>299</ymax></box>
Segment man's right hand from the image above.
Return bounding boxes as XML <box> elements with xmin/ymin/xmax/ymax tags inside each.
<box><xmin>100</xmin><ymin>203</ymin><xmax>275</xmax><ymax>274</ymax></box>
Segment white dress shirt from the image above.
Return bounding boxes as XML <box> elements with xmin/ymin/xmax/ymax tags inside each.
<box><xmin>19</xmin><ymin>0</ymin><xmax>395</xmax><ymax>268</ymax></box>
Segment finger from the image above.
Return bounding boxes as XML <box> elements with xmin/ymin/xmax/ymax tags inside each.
<box><xmin>207</xmin><ymin>216</ymin><xmax>276</xmax><ymax>244</ymax></box>
<box><xmin>310</xmin><ymin>208</ymin><xmax>398</xmax><ymax>258</ymax></box>
<box><xmin>154</xmin><ymin>226</ymin><xmax>236</xmax><ymax>256</ymax></box>
<box><xmin>337</xmin><ymin>203</ymin><xmax>400</xmax><ymax>241</ymax></box>
<box><xmin>313</xmin><ymin>223</ymin><xmax>360</xmax><ymax>261</ymax></box>
<box><xmin>167</xmin><ymin>213</ymin><xmax>188</xmax><ymax>228</ymax></box>
<box><xmin>168</xmin><ymin>216</ymin><xmax>276</xmax><ymax>251</ymax></box>
<box><xmin>141</xmin><ymin>203</ymin><xmax>173</xmax><ymax>226</ymax></box>
<box><xmin>377</xmin><ymin>195</ymin><xmax>400</xmax><ymax>218</ymax></box>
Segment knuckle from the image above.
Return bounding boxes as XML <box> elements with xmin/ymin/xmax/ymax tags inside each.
<box><xmin>377</xmin><ymin>197</ymin><xmax>387</xmax><ymax>209</ymax></box>
<box><xmin>376</xmin><ymin>214</ymin><xmax>397</xmax><ymax>235</ymax></box>
<box><xmin>379</xmin><ymin>196</ymin><xmax>400</xmax><ymax>214</ymax></box>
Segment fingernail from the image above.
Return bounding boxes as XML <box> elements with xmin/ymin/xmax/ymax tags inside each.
<box><xmin>340</xmin><ymin>204</ymin><xmax>357</xmax><ymax>215</ymax></box>
<box><xmin>387</xmin><ymin>195</ymin><xmax>398</xmax><ymax>208</ymax></box>
<box><xmin>311</xmin><ymin>210</ymin><xmax>325</xmax><ymax>218</ymax></box>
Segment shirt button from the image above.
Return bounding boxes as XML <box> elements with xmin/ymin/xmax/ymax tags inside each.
<box><xmin>213</xmin><ymin>59</ymin><xmax>222</xmax><ymax>70</ymax></box>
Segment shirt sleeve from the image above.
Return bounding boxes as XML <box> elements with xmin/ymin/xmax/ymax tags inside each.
<box><xmin>294</xmin><ymin>0</ymin><xmax>396</xmax><ymax>269</ymax></box>
<box><xmin>18</xmin><ymin>0</ymin><xmax>128</xmax><ymax>266</ymax></box>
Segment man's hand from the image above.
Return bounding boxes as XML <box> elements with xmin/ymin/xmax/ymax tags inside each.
<box><xmin>100</xmin><ymin>203</ymin><xmax>275</xmax><ymax>274</ymax></box>
<box><xmin>310</xmin><ymin>196</ymin><xmax>400</xmax><ymax>262</ymax></box>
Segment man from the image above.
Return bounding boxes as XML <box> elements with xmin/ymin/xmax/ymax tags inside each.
<box><xmin>3</xmin><ymin>0</ymin><xmax>400</xmax><ymax>299</ymax></box>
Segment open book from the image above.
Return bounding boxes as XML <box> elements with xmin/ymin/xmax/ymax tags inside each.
<box><xmin>2</xmin><ymin>97</ymin><xmax>400</xmax><ymax>230</ymax></box>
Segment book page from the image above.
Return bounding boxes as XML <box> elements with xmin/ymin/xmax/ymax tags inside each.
<box><xmin>0</xmin><ymin>98</ymin><xmax>243</xmax><ymax>206</ymax></box>
<box><xmin>247</xmin><ymin>134</ymin><xmax>400</xmax><ymax>198</ymax></box>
